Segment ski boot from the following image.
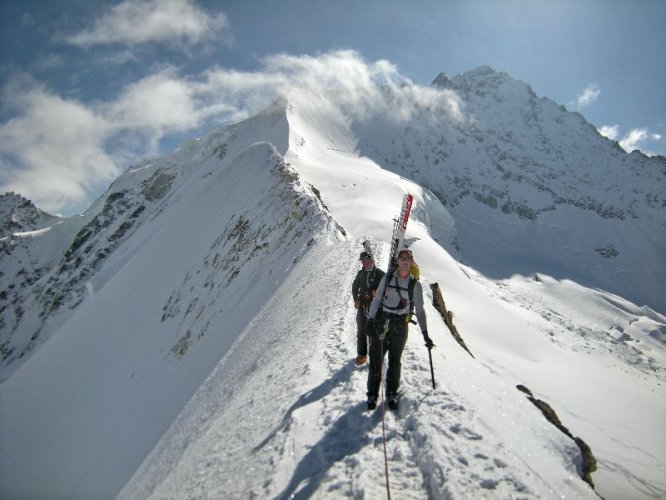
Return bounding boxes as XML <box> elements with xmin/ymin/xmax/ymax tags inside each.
<box><xmin>387</xmin><ymin>393</ymin><xmax>399</xmax><ymax>411</ymax></box>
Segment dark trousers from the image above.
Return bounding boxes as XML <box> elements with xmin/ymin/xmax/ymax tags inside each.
<box><xmin>367</xmin><ymin>317</ymin><xmax>408</xmax><ymax>398</ymax></box>
<box><xmin>356</xmin><ymin>306</ymin><xmax>370</xmax><ymax>356</ymax></box>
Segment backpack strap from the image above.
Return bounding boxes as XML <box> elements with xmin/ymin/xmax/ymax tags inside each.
<box><xmin>382</xmin><ymin>273</ymin><xmax>417</xmax><ymax>313</ymax></box>
<box><xmin>408</xmin><ymin>276</ymin><xmax>416</xmax><ymax>315</ymax></box>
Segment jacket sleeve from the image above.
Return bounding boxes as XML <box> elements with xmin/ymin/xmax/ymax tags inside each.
<box><xmin>368</xmin><ymin>274</ymin><xmax>387</xmax><ymax>320</ymax></box>
<box><xmin>376</xmin><ymin>269</ymin><xmax>386</xmax><ymax>286</ymax></box>
<box><xmin>352</xmin><ymin>270</ymin><xmax>362</xmax><ymax>301</ymax></box>
<box><xmin>413</xmin><ymin>281</ymin><xmax>428</xmax><ymax>331</ymax></box>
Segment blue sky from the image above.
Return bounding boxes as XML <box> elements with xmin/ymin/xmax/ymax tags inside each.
<box><xmin>1</xmin><ymin>0</ymin><xmax>664</xmax><ymax>215</ymax></box>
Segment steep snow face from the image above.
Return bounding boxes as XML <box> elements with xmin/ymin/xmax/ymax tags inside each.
<box><xmin>0</xmin><ymin>101</ymin><xmax>292</xmax><ymax>379</ymax></box>
<box><xmin>0</xmin><ymin>122</ymin><xmax>336</xmax><ymax>498</ymax></box>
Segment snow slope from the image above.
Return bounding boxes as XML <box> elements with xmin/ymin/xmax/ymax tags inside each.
<box><xmin>1</xmin><ymin>68</ymin><xmax>665</xmax><ymax>500</ymax></box>
<box><xmin>119</xmin><ymin>235</ymin><xmax>595</xmax><ymax>500</ymax></box>
<box><xmin>120</xmin><ymin>88</ymin><xmax>664</xmax><ymax>499</ymax></box>
<box><xmin>0</xmin><ymin>122</ymin><xmax>336</xmax><ymax>497</ymax></box>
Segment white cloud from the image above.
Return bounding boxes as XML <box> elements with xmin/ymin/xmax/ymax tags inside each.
<box><xmin>197</xmin><ymin>50</ymin><xmax>463</xmax><ymax>123</ymax></box>
<box><xmin>0</xmin><ymin>50</ymin><xmax>463</xmax><ymax>214</ymax></box>
<box><xmin>620</xmin><ymin>128</ymin><xmax>649</xmax><ymax>152</ymax></box>
<box><xmin>0</xmin><ymin>85</ymin><xmax>118</xmax><ymax>214</ymax></box>
<box><xmin>599</xmin><ymin>124</ymin><xmax>662</xmax><ymax>155</ymax></box>
<box><xmin>109</xmin><ymin>70</ymin><xmax>201</xmax><ymax>139</ymax></box>
<box><xmin>598</xmin><ymin>125</ymin><xmax>619</xmax><ymax>141</ymax></box>
<box><xmin>574</xmin><ymin>84</ymin><xmax>600</xmax><ymax>109</ymax></box>
<box><xmin>65</xmin><ymin>0</ymin><xmax>230</xmax><ymax>48</ymax></box>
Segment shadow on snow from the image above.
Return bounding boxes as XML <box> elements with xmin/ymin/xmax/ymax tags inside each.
<box><xmin>253</xmin><ymin>359</ymin><xmax>382</xmax><ymax>499</ymax></box>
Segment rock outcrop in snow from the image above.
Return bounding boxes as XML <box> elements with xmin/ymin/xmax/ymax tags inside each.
<box><xmin>0</xmin><ymin>192</ymin><xmax>60</xmax><ymax>238</ymax></box>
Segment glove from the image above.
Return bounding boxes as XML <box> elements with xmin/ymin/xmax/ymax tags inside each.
<box><xmin>422</xmin><ymin>331</ymin><xmax>434</xmax><ymax>350</ymax></box>
<box><xmin>366</xmin><ymin>317</ymin><xmax>375</xmax><ymax>334</ymax></box>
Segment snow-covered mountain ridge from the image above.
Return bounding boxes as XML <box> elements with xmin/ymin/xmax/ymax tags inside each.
<box><xmin>1</xmin><ymin>66</ymin><xmax>664</xmax><ymax>500</ymax></box>
<box><xmin>350</xmin><ymin>66</ymin><xmax>666</xmax><ymax>313</ymax></box>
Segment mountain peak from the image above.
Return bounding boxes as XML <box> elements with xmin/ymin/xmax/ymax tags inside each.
<box><xmin>0</xmin><ymin>192</ymin><xmax>60</xmax><ymax>238</ymax></box>
<box><xmin>431</xmin><ymin>72</ymin><xmax>453</xmax><ymax>88</ymax></box>
<box><xmin>466</xmin><ymin>64</ymin><xmax>502</xmax><ymax>76</ymax></box>
<box><xmin>432</xmin><ymin>66</ymin><xmax>505</xmax><ymax>88</ymax></box>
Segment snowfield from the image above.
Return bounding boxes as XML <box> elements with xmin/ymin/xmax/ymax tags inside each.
<box><xmin>1</xmin><ymin>68</ymin><xmax>664</xmax><ymax>499</ymax></box>
<box><xmin>119</xmin><ymin>236</ymin><xmax>597</xmax><ymax>500</ymax></box>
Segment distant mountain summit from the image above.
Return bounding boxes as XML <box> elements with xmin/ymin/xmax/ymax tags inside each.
<box><xmin>348</xmin><ymin>65</ymin><xmax>666</xmax><ymax>311</ymax></box>
<box><xmin>0</xmin><ymin>192</ymin><xmax>60</xmax><ymax>238</ymax></box>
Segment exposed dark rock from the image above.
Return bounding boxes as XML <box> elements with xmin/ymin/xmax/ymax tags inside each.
<box><xmin>516</xmin><ymin>384</ymin><xmax>598</xmax><ymax>490</ymax></box>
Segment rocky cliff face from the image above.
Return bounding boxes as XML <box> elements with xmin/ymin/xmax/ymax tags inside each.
<box><xmin>0</xmin><ymin>192</ymin><xmax>61</xmax><ymax>238</ymax></box>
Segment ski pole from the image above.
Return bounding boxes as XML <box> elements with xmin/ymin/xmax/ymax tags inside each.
<box><xmin>427</xmin><ymin>348</ymin><xmax>436</xmax><ymax>389</ymax></box>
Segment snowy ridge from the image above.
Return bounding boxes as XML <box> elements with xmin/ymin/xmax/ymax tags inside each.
<box><xmin>120</xmin><ymin>239</ymin><xmax>593</xmax><ymax>499</ymax></box>
<box><xmin>0</xmin><ymin>99</ymin><xmax>291</xmax><ymax>378</ymax></box>
<box><xmin>1</xmin><ymin>67</ymin><xmax>665</xmax><ymax>500</ymax></box>
<box><xmin>0</xmin><ymin>122</ymin><xmax>339</xmax><ymax>498</ymax></box>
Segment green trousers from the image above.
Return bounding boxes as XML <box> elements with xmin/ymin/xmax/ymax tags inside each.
<box><xmin>367</xmin><ymin>316</ymin><xmax>408</xmax><ymax>398</ymax></box>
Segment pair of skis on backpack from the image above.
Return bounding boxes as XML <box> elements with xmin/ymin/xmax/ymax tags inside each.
<box><xmin>363</xmin><ymin>193</ymin><xmax>413</xmax><ymax>274</ymax></box>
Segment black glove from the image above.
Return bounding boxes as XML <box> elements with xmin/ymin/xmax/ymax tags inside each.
<box><xmin>366</xmin><ymin>317</ymin><xmax>375</xmax><ymax>334</ymax></box>
<box><xmin>422</xmin><ymin>331</ymin><xmax>434</xmax><ymax>350</ymax></box>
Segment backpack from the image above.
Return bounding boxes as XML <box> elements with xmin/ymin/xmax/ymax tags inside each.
<box><xmin>409</xmin><ymin>261</ymin><xmax>420</xmax><ymax>280</ymax></box>
<box><xmin>386</xmin><ymin>257</ymin><xmax>420</xmax><ymax>322</ymax></box>
<box><xmin>383</xmin><ymin>270</ymin><xmax>418</xmax><ymax>317</ymax></box>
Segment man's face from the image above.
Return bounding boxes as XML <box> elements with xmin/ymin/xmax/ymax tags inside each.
<box><xmin>361</xmin><ymin>256</ymin><xmax>373</xmax><ymax>269</ymax></box>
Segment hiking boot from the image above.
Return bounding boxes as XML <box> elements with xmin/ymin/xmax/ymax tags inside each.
<box><xmin>387</xmin><ymin>393</ymin><xmax>399</xmax><ymax>411</ymax></box>
<box><xmin>367</xmin><ymin>395</ymin><xmax>378</xmax><ymax>410</ymax></box>
<box><xmin>355</xmin><ymin>355</ymin><xmax>367</xmax><ymax>366</ymax></box>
